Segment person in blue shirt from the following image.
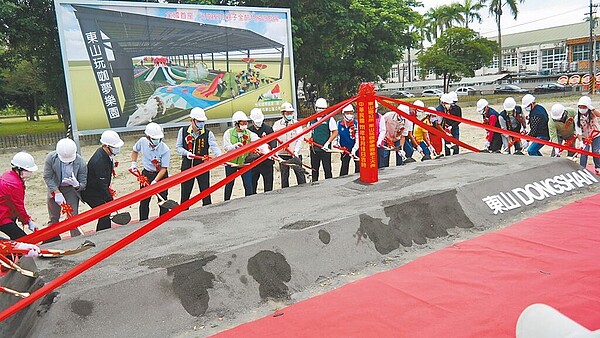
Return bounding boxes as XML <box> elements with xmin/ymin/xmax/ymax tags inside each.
<box><xmin>130</xmin><ymin>122</ymin><xmax>170</xmax><ymax>221</ymax></box>
<box><xmin>522</xmin><ymin>94</ymin><xmax>549</xmax><ymax>156</ymax></box>
<box><xmin>337</xmin><ymin>104</ymin><xmax>359</xmax><ymax>176</ymax></box>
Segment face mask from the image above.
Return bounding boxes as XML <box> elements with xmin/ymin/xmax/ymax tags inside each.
<box><xmin>254</xmin><ymin>121</ymin><xmax>263</xmax><ymax>128</ymax></box>
<box><xmin>579</xmin><ymin>108</ymin><xmax>589</xmax><ymax>114</ymax></box>
<box><xmin>239</xmin><ymin>124</ymin><xmax>248</xmax><ymax>131</ymax></box>
<box><xmin>20</xmin><ymin>170</ymin><xmax>32</xmax><ymax>181</ymax></box>
<box><xmin>150</xmin><ymin>138</ymin><xmax>161</xmax><ymax>146</ymax></box>
<box><xmin>195</xmin><ymin>121</ymin><xmax>205</xmax><ymax>130</ymax></box>
<box><xmin>525</xmin><ymin>106</ymin><xmax>532</xmax><ymax>112</ymax></box>
<box><xmin>284</xmin><ymin>114</ymin><xmax>294</xmax><ymax>121</ymax></box>
<box><xmin>110</xmin><ymin>146</ymin><xmax>121</xmax><ymax>155</ymax></box>
<box><xmin>344</xmin><ymin>114</ymin><xmax>354</xmax><ymax>121</ymax></box>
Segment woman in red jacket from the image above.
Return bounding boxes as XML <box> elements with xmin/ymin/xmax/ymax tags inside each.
<box><xmin>0</xmin><ymin>152</ymin><xmax>38</xmax><ymax>240</ymax></box>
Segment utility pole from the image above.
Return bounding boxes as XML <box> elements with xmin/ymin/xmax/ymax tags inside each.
<box><xmin>590</xmin><ymin>0</ymin><xmax>596</xmax><ymax>95</ymax></box>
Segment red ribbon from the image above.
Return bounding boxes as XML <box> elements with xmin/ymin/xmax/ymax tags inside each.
<box><xmin>185</xmin><ymin>135</ymin><xmax>193</xmax><ymax>152</ymax></box>
<box><xmin>60</xmin><ymin>203</ymin><xmax>74</xmax><ymax>219</ymax></box>
<box><xmin>108</xmin><ymin>187</ymin><xmax>117</xmax><ymax>198</ymax></box>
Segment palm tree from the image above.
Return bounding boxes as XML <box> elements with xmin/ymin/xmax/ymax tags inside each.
<box><xmin>459</xmin><ymin>0</ymin><xmax>484</xmax><ymax>29</ymax></box>
<box><xmin>425</xmin><ymin>4</ymin><xmax>465</xmax><ymax>39</ymax></box>
<box><xmin>485</xmin><ymin>0</ymin><xmax>525</xmax><ymax>72</ymax></box>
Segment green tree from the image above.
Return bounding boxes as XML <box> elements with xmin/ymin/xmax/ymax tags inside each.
<box><xmin>483</xmin><ymin>0</ymin><xmax>525</xmax><ymax>72</ymax></box>
<box><xmin>425</xmin><ymin>4</ymin><xmax>464</xmax><ymax>39</ymax></box>
<box><xmin>459</xmin><ymin>0</ymin><xmax>484</xmax><ymax>29</ymax></box>
<box><xmin>418</xmin><ymin>27</ymin><xmax>497</xmax><ymax>92</ymax></box>
<box><xmin>0</xmin><ymin>59</ymin><xmax>46</xmax><ymax>120</ymax></box>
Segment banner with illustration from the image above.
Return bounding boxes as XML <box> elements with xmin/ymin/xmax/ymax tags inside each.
<box><xmin>55</xmin><ymin>0</ymin><xmax>295</xmax><ymax>134</ymax></box>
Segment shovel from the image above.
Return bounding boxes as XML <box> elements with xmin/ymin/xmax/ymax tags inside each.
<box><xmin>74</xmin><ymin>190</ymin><xmax>131</xmax><ymax>226</ymax></box>
<box><xmin>128</xmin><ymin>168</ymin><xmax>179</xmax><ymax>211</ymax></box>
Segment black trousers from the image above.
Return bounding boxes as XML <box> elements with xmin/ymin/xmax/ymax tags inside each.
<box><xmin>139</xmin><ymin>169</ymin><xmax>168</xmax><ymax>221</ymax></box>
<box><xmin>252</xmin><ymin>160</ymin><xmax>274</xmax><ymax>193</ymax></box>
<box><xmin>83</xmin><ymin>196</ymin><xmax>112</xmax><ymax>231</ymax></box>
<box><xmin>490</xmin><ymin>132</ymin><xmax>503</xmax><ymax>152</ymax></box>
<box><xmin>0</xmin><ymin>221</ymin><xmax>26</xmax><ymax>240</ymax></box>
<box><xmin>279</xmin><ymin>155</ymin><xmax>306</xmax><ymax>188</ymax></box>
<box><xmin>180</xmin><ymin>171</ymin><xmax>211</xmax><ymax>206</ymax></box>
<box><xmin>310</xmin><ymin>148</ymin><xmax>332</xmax><ymax>182</ymax></box>
<box><xmin>340</xmin><ymin>153</ymin><xmax>359</xmax><ymax>176</ymax></box>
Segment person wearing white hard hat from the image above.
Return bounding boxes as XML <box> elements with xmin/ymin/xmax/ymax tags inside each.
<box><xmin>500</xmin><ymin>97</ymin><xmax>527</xmax><ymax>155</ymax></box>
<box><xmin>223</xmin><ymin>111</ymin><xmax>268</xmax><ymax>200</ymax></box>
<box><xmin>437</xmin><ymin>92</ymin><xmax>462</xmax><ymax>156</ymax></box>
<box><xmin>131</xmin><ymin>123</ymin><xmax>170</xmax><ymax>221</ymax></box>
<box><xmin>402</xmin><ymin>100</ymin><xmax>427</xmax><ymax>162</ymax></box>
<box><xmin>175</xmin><ymin>107</ymin><xmax>222</xmax><ymax>206</ymax></box>
<box><xmin>336</xmin><ymin>104</ymin><xmax>359</xmax><ymax>176</ymax></box>
<box><xmin>81</xmin><ymin>130</ymin><xmax>124</xmax><ymax>231</ymax></box>
<box><xmin>248</xmin><ymin>107</ymin><xmax>277</xmax><ymax>193</ymax></box>
<box><xmin>308</xmin><ymin>98</ymin><xmax>338</xmax><ymax>181</ymax></box>
<box><xmin>521</xmin><ymin>94</ymin><xmax>549</xmax><ymax>156</ymax></box>
<box><xmin>43</xmin><ymin>138</ymin><xmax>87</xmax><ymax>238</ymax></box>
<box><xmin>575</xmin><ymin>95</ymin><xmax>600</xmax><ymax>173</ymax></box>
<box><xmin>412</xmin><ymin>105</ymin><xmax>435</xmax><ymax>160</ymax></box>
<box><xmin>378</xmin><ymin>103</ymin><xmax>408</xmax><ymax>167</ymax></box>
<box><xmin>273</xmin><ymin>102</ymin><xmax>307</xmax><ymax>188</ymax></box>
<box><xmin>477</xmin><ymin>98</ymin><xmax>503</xmax><ymax>152</ymax></box>
<box><xmin>548</xmin><ymin>103</ymin><xmax>576</xmax><ymax>158</ymax></box>
<box><xmin>0</xmin><ymin>152</ymin><xmax>38</xmax><ymax>239</ymax></box>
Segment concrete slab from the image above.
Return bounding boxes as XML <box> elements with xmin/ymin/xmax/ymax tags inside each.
<box><xmin>3</xmin><ymin>153</ymin><xmax>599</xmax><ymax>337</ymax></box>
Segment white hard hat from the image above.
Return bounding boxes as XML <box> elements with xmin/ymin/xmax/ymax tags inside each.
<box><xmin>413</xmin><ymin>100</ymin><xmax>425</xmax><ymax>108</ymax></box>
<box><xmin>578</xmin><ymin>95</ymin><xmax>593</xmax><ymax>108</ymax></box>
<box><xmin>522</xmin><ymin>94</ymin><xmax>535</xmax><ymax>108</ymax></box>
<box><xmin>56</xmin><ymin>138</ymin><xmax>77</xmax><ymax>163</ymax></box>
<box><xmin>449</xmin><ymin>91</ymin><xmax>458</xmax><ymax>102</ymax></box>
<box><xmin>315</xmin><ymin>98</ymin><xmax>328</xmax><ymax>109</ymax></box>
<box><xmin>232</xmin><ymin>111</ymin><xmax>250</xmax><ymax>123</ymax></box>
<box><xmin>11</xmin><ymin>152</ymin><xmax>38</xmax><ymax>172</ymax></box>
<box><xmin>145</xmin><ymin>122</ymin><xmax>164</xmax><ymax>139</ymax></box>
<box><xmin>476</xmin><ymin>99</ymin><xmax>489</xmax><ymax>113</ymax></box>
<box><xmin>503</xmin><ymin>97</ymin><xmax>517</xmax><ymax>111</ymax></box>
<box><xmin>440</xmin><ymin>93</ymin><xmax>453</xmax><ymax>104</ymax></box>
<box><xmin>250</xmin><ymin>108</ymin><xmax>264</xmax><ymax>124</ymax></box>
<box><xmin>100</xmin><ymin>130</ymin><xmax>124</xmax><ymax>148</ymax></box>
<box><xmin>550</xmin><ymin>104</ymin><xmax>565</xmax><ymax>120</ymax></box>
<box><xmin>397</xmin><ymin>104</ymin><xmax>410</xmax><ymax>114</ymax></box>
<box><xmin>190</xmin><ymin>107</ymin><xmax>208</xmax><ymax>121</ymax></box>
<box><xmin>342</xmin><ymin>104</ymin><xmax>354</xmax><ymax>112</ymax></box>
<box><xmin>280</xmin><ymin>102</ymin><xmax>295</xmax><ymax>112</ymax></box>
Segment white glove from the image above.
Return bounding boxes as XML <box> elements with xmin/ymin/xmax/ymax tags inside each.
<box><xmin>61</xmin><ymin>175</ymin><xmax>80</xmax><ymax>188</ymax></box>
<box><xmin>398</xmin><ymin>149</ymin><xmax>406</xmax><ymax>158</ymax></box>
<box><xmin>293</xmin><ymin>149</ymin><xmax>300</xmax><ymax>157</ymax></box>
<box><xmin>377</xmin><ymin>141</ymin><xmax>383</xmax><ymax>148</ymax></box>
<box><xmin>130</xmin><ymin>161</ymin><xmax>137</xmax><ymax>171</ymax></box>
<box><xmin>579</xmin><ymin>143</ymin><xmax>586</xmax><ymax>150</ymax></box>
<box><xmin>27</xmin><ymin>220</ymin><xmax>38</xmax><ymax>232</ymax></box>
<box><xmin>416</xmin><ymin>145</ymin><xmax>423</xmax><ymax>153</ymax></box>
<box><xmin>428</xmin><ymin>145</ymin><xmax>435</xmax><ymax>155</ymax></box>
<box><xmin>322</xmin><ymin>141</ymin><xmax>330</xmax><ymax>150</ymax></box>
<box><xmin>233</xmin><ymin>142</ymin><xmax>244</xmax><ymax>149</ymax></box>
<box><xmin>186</xmin><ymin>152</ymin><xmax>195</xmax><ymax>160</ymax></box>
<box><xmin>351</xmin><ymin>147</ymin><xmax>358</xmax><ymax>157</ymax></box>
<box><xmin>54</xmin><ymin>192</ymin><xmax>66</xmax><ymax>205</ymax></box>
<box><xmin>15</xmin><ymin>242</ymin><xmax>40</xmax><ymax>257</ymax></box>
<box><xmin>485</xmin><ymin>141</ymin><xmax>490</xmax><ymax>148</ymax></box>
<box><xmin>151</xmin><ymin>180</ymin><xmax>157</xmax><ymax>185</ymax></box>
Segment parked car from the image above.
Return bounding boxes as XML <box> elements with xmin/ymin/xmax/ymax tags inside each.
<box><xmin>422</xmin><ymin>89</ymin><xmax>444</xmax><ymax>97</ymax></box>
<box><xmin>455</xmin><ymin>86</ymin><xmax>478</xmax><ymax>96</ymax></box>
<box><xmin>390</xmin><ymin>90</ymin><xmax>415</xmax><ymax>98</ymax></box>
<box><xmin>534</xmin><ymin>83</ymin><xmax>566</xmax><ymax>94</ymax></box>
<box><xmin>493</xmin><ymin>84</ymin><xmax>529</xmax><ymax>95</ymax></box>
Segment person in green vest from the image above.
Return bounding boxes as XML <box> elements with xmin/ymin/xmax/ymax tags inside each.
<box><xmin>548</xmin><ymin>103</ymin><xmax>576</xmax><ymax>157</ymax></box>
<box><xmin>222</xmin><ymin>111</ymin><xmax>268</xmax><ymax>201</ymax></box>
<box><xmin>308</xmin><ymin>98</ymin><xmax>338</xmax><ymax>182</ymax></box>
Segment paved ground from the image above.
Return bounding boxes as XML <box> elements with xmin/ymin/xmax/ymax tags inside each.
<box><xmin>2</xmin><ymin>153</ymin><xmax>599</xmax><ymax>337</ymax></box>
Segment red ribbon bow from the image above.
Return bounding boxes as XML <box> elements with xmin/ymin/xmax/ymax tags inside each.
<box><xmin>108</xmin><ymin>187</ymin><xmax>117</xmax><ymax>198</ymax></box>
<box><xmin>60</xmin><ymin>203</ymin><xmax>74</xmax><ymax>219</ymax></box>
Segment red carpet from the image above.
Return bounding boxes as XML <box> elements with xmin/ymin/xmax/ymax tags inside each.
<box><xmin>215</xmin><ymin>193</ymin><xmax>600</xmax><ymax>337</ymax></box>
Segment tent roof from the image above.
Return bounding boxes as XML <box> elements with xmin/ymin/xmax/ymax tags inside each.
<box><xmin>72</xmin><ymin>5</ymin><xmax>283</xmax><ymax>57</ymax></box>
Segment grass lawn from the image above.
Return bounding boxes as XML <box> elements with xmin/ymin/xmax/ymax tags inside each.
<box><xmin>0</xmin><ymin>115</ymin><xmax>65</xmax><ymax>136</ymax></box>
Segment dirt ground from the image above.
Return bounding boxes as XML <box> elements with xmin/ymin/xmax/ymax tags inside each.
<box><xmin>1</xmin><ymin>94</ymin><xmax>586</xmax><ymax>238</ymax></box>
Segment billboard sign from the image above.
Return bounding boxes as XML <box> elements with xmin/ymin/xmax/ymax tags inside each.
<box><xmin>54</xmin><ymin>0</ymin><xmax>295</xmax><ymax>135</ymax></box>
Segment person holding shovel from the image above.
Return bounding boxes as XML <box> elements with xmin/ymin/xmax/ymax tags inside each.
<box><xmin>272</xmin><ymin>102</ymin><xmax>306</xmax><ymax>188</ymax></box>
<box><xmin>81</xmin><ymin>130</ymin><xmax>124</xmax><ymax>232</ymax></box>
<box><xmin>130</xmin><ymin>122</ymin><xmax>170</xmax><ymax>221</ymax></box>
<box><xmin>175</xmin><ymin>107</ymin><xmax>222</xmax><ymax>206</ymax></box>
<box><xmin>43</xmin><ymin>138</ymin><xmax>87</xmax><ymax>239</ymax></box>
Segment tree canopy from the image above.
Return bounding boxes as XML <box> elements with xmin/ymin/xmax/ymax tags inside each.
<box><xmin>418</xmin><ymin>27</ymin><xmax>498</xmax><ymax>92</ymax></box>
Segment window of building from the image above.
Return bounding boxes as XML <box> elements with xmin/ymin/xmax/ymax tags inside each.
<box><xmin>572</xmin><ymin>44</ymin><xmax>589</xmax><ymax>62</ymax></box>
<box><xmin>490</xmin><ymin>56</ymin><xmax>499</xmax><ymax>68</ymax></box>
<box><xmin>521</xmin><ymin>51</ymin><xmax>538</xmax><ymax>65</ymax></box>
<box><xmin>503</xmin><ymin>53</ymin><xmax>517</xmax><ymax>67</ymax></box>
<box><xmin>390</xmin><ymin>67</ymin><xmax>399</xmax><ymax>79</ymax></box>
<box><xmin>541</xmin><ymin>47</ymin><xmax>566</xmax><ymax>69</ymax></box>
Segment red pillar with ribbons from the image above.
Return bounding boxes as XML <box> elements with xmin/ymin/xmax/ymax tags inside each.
<box><xmin>357</xmin><ymin>83</ymin><xmax>378</xmax><ymax>183</ymax></box>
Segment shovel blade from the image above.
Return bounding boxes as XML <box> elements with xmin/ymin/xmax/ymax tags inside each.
<box><xmin>111</xmin><ymin>212</ymin><xmax>131</xmax><ymax>225</ymax></box>
<box><xmin>158</xmin><ymin>199</ymin><xmax>179</xmax><ymax>210</ymax></box>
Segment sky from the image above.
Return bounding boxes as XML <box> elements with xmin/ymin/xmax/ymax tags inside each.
<box><xmin>417</xmin><ymin>0</ymin><xmax>591</xmax><ymax>37</ymax></box>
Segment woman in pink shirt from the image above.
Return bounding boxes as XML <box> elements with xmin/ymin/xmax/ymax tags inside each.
<box><xmin>0</xmin><ymin>152</ymin><xmax>38</xmax><ymax>239</ymax></box>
